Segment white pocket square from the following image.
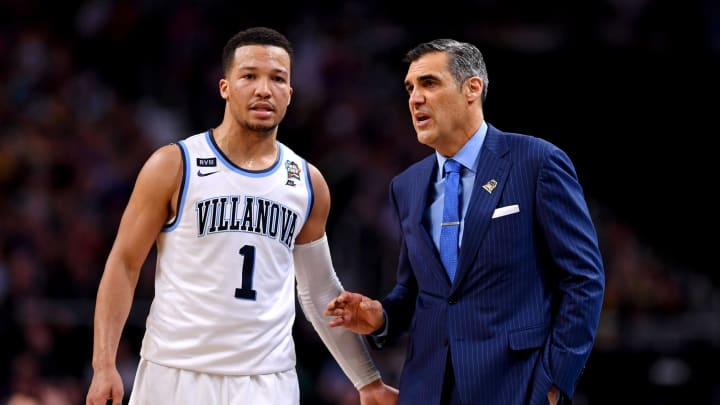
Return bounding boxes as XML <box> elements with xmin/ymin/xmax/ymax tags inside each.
<box><xmin>492</xmin><ymin>204</ymin><xmax>520</xmax><ymax>219</ymax></box>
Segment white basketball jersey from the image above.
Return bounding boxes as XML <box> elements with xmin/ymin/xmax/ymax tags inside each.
<box><xmin>140</xmin><ymin>130</ymin><xmax>312</xmax><ymax>375</ymax></box>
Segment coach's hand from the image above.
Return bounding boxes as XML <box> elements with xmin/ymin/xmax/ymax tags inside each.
<box><xmin>325</xmin><ymin>291</ymin><xmax>385</xmax><ymax>335</ymax></box>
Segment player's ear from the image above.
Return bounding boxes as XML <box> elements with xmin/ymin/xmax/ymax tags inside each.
<box><xmin>219</xmin><ymin>78</ymin><xmax>229</xmax><ymax>100</ymax></box>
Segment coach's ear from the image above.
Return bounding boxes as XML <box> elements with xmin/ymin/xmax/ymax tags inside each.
<box><xmin>464</xmin><ymin>76</ymin><xmax>483</xmax><ymax>104</ymax></box>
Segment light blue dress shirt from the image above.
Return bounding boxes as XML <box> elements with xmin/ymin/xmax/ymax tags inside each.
<box><xmin>424</xmin><ymin>121</ymin><xmax>488</xmax><ymax>251</ymax></box>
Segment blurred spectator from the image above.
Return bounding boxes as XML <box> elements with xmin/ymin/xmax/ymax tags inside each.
<box><xmin>1</xmin><ymin>1</ymin><xmax>718</xmax><ymax>403</ymax></box>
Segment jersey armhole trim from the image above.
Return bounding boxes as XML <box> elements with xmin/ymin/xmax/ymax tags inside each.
<box><xmin>163</xmin><ymin>141</ymin><xmax>189</xmax><ymax>232</ymax></box>
<box><xmin>303</xmin><ymin>159</ymin><xmax>314</xmax><ymax>222</ymax></box>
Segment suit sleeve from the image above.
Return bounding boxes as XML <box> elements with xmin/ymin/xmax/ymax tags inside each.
<box><xmin>374</xmin><ymin>177</ymin><xmax>419</xmax><ymax>347</ymax></box>
<box><xmin>536</xmin><ymin>147</ymin><xmax>605</xmax><ymax>396</ymax></box>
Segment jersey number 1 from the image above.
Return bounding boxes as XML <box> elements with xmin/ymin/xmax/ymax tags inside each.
<box><xmin>235</xmin><ymin>245</ymin><xmax>257</xmax><ymax>300</ymax></box>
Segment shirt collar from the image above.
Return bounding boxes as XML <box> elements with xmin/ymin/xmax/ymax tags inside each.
<box><xmin>436</xmin><ymin>120</ymin><xmax>488</xmax><ymax>176</ymax></box>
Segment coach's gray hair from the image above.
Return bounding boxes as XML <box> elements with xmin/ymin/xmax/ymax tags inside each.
<box><xmin>404</xmin><ymin>39</ymin><xmax>489</xmax><ymax>102</ymax></box>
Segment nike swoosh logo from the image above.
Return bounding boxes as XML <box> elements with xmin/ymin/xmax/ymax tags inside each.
<box><xmin>197</xmin><ymin>170</ymin><xmax>219</xmax><ymax>177</ymax></box>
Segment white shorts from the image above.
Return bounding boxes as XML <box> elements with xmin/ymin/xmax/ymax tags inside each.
<box><xmin>128</xmin><ymin>358</ymin><xmax>299</xmax><ymax>405</ymax></box>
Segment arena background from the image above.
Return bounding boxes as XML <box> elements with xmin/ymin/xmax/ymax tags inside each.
<box><xmin>1</xmin><ymin>1</ymin><xmax>719</xmax><ymax>404</ymax></box>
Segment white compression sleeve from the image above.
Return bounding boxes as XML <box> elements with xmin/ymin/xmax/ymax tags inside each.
<box><xmin>293</xmin><ymin>234</ymin><xmax>380</xmax><ymax>390</ymax></box>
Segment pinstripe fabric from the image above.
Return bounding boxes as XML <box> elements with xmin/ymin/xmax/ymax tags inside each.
<box><xmin>380</xmin><ymin>123</ymin><xmax>605</xmax><ymax>405</ymax></box>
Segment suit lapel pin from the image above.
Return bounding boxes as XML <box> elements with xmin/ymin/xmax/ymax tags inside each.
<box><xmin>482</xmin><ymin>179</ymin><xmax>498</xmax><ymax>194</ymax></box>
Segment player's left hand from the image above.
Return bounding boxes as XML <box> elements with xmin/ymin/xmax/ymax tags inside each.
<box><xmin>359</xmin><ymin>379</ymin><xmax>399</xmax><ymax>405</ymax></box>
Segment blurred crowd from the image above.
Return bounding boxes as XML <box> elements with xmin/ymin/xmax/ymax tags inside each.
<box><xmin>1</xmin><ymin>0</ymin><xmax>719</xmax><ymax>404</ymax></box>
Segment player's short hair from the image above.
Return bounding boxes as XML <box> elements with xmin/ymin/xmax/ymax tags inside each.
<box><xmin>222</xmin><ymin>27</ymin><xmax>293</xmax><ymax>77</ymax></box>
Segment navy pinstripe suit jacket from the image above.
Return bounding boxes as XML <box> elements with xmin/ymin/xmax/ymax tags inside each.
<box><xmin>379</xmin><ymin>124</ymin><xmax>605</xmax><ymax>404</ymax></box>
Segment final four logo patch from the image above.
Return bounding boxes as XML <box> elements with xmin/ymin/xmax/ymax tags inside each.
<box><xmin>285</xmin><ymin>160</ymin><xmax>301</xmax><ymax>186</ymax></box>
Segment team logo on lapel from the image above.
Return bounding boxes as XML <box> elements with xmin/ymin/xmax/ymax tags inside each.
<box><xmin>285</xmin><ymin>160</ymin><xmax>301</xmax><ymax>186</ymax></box>
<box><xmin>482</xmin><ymin>179</ymin><xmax>498</xmax><ymax>193</ymax></box>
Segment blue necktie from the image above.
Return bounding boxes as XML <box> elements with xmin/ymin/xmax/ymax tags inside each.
<box><xmin>439</xmin><ymin>159</ymin><xmax>462</xmax><ymax>282</ymax></box>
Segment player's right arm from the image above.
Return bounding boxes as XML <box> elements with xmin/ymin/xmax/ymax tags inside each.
<box><xmin>293</xmin><ymin>164</ymin><xmax>398</xmax><ymax>404</ymax></box>
<box><xmin>86</xmin><ymin>144</ymin><xmax>182</xmax><ymax>405</ymax></box>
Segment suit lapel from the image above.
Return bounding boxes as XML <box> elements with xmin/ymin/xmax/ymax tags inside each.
<box><xmin>452</xmin><ymin>126</ymin><xmax>511</xmax><ymax>290</ymax></box>
<box><xmin>406</xmin><ymin>156</ymin><xmax>449</xmax><ymax>285</ymax></box>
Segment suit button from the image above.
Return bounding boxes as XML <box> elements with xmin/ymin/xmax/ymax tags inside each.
<box><xmin>448</xmin><ymin>296</ymin><xmax>457</xmax><ymax>305</ymax></box>
<box><xmin>443</xmin><ymin>338</ymin><xmax>449</xmax><ymax>347</ymax></box>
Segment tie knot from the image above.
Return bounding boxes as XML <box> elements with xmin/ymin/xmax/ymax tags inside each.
<box><xmin>444</xmin><ymin>159</ymin><xmax>462</xmax><ymax>175</ymax></box>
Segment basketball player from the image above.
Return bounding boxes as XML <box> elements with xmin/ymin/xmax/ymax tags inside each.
<box><xmin>86</xmin><ymin>27</ymin><xmax>398</xmax><ymax>405</ymax></box>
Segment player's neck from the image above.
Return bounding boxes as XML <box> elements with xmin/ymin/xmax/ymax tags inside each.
<box><xmin>212</xmin><ymin>125</ymin><xmax>279</xmax><ymax>171</ymax></box>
